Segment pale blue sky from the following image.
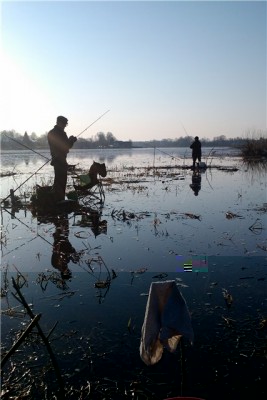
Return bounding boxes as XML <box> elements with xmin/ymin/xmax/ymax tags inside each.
<box><xmin>1</xmin><ymin>1</ymin><xmax>266</xmax><ymax>141</ymax></box>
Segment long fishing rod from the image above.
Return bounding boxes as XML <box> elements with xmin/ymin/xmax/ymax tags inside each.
<box><xmin>1</xmin><ymin>159</ymin><xmax>51</xmax><ymax>204</ymax></box>
<box><xmin>1</xmin><ymin>110</ymin><xmax>110</xmax><ymax>204</ymax></box>
<box><xmin>180</xmin><ymin>121</ymin><xmax>191</xmax><ymax>138</ymax></box>
<box><xmin>3</xmin><ymin>134</ymin><xmax>50</xmax><ymax>160</ymax></box>
<box><xmin>152</xmin><ymin>122</ymin><xmax>194</xmax><ymax>167</ymax></box>
<box><xmin>3</xmin><ymin>109</ymin><xmax>111</xmax><ymax>160</ymax></box>
<box><xmin>76</xmin><ymin>109</ymin><xmax>110</xmax><ymax>138</ymax></box>
<box><xmin>155</xmin><ymin>147</ymin><xmax>181</xmax><ymax>162</ymax></box>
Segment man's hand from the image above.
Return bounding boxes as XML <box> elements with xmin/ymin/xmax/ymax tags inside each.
<box><xmin>69</xmin><ymin>135</ymin><xmax>77</xmax><ymax>143</ymax></box>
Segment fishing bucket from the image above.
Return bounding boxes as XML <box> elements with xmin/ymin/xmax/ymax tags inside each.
<box><xmin>198</xmin><ymin>162</ymin><xmax>206</xmax><ymax>169</ymax></box>
<box><xmin>31</xmin><ymin>185</ymin><xmax>55</xmax><ymax>208</ymax></box>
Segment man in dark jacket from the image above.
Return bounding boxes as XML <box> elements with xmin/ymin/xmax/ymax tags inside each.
<box><xmin>190</xmin><ymin>136</ymin><xmax>202</xmax><ymax>169</ymax></box>
<box><xmin>48</xmin><ymin>116</ymin><xmax>77</xmax><ymax>202</ymax></box>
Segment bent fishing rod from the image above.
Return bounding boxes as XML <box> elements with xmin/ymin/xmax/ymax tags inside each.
<box><xmin>1</xmin><ymin>109</ymin><xmax>110</xmax><ymax>204</ymax></box>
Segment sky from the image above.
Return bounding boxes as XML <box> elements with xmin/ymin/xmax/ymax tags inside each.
<box><xmin>0</xmin><ymin>0</ymin><xmax>266</xmax><ymax>141</ymax></box>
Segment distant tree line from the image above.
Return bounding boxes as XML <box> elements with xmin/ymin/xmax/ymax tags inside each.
<box><xmin>135</xmin><ymin>135</ymin><xmax>246</xmax><ymax>148</ymax></box>
<box><xmin>0</xmin><ymin>130</ymin><xmax>266</xmax><ymax>151</ymax></box>
<box><xmin>133</xmin><ymin>134</ymin><xmax>267</xmax><ymax>149</ymax></box>
<box><xmin>0</xmin><ymin>130</ymin><xmax>132</xmax><ymax>150</ymax></box>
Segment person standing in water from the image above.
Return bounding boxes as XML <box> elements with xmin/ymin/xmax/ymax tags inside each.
<box><xmin>47</xmin><ymin>116</ymin><xmax>77</xmax><ymax>202</ymax></box>
<box><xmin>190</xmin><ymin>136</ymin><xmax>202</xmax><ymax>169</ymax></box>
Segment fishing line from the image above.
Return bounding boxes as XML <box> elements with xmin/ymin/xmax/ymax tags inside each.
<box><xmin>3</xmin><ymin>109</ymin><xmax>110</xmax><ymax>160</ymax></box>
<box><xmin>153</xmin><ymin>121</ymin><xmax>193</xmax><ymax>164</ymax></box>
<box><xmin>155</xmin><ymin>147</ymin><xmax>181</xmax><ymax>162</ymax></box>
<box><xmin>2</xmin><ymin>235</ymin><xmax>39</xmax><ymax>258</ymax></box>
<box><xmin>1</xmin><ymin>110</ymin><xmax>111</xmax><ymax>203</ymax></box>
<box><xmin>2</xmin><ymin>206</ymin><xmax>53</xmax><ymax>247</ymax></box>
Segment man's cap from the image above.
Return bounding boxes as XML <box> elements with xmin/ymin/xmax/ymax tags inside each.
<box><xmin>57</xmin><ymin>116</ymin><xmax>68</xmax><ymax>124</ymax></box>
<box><xmin>195</xmin><ymin>136</ymin><xmax>199</xmax><ymax>140</ymax></box>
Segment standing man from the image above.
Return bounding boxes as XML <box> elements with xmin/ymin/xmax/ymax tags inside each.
<box><xmin>48</xmin><ymin>116</ymin><xmax>77</xmax><ymax>202</ymax></box>
<box><xmin>190</xmin><ymin>136</ymin><xmax>202</xmax><ymax>169</ymax></box>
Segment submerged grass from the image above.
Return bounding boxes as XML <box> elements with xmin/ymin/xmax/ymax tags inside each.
<box><xmin>1</xmin><ymin>153</ymin><xmax>267</xmax><ymax>399</ymax></box>
<box><xmin>241</xmin><ymin>136</ymin><xmax>267</xmax><ymax>158</ymax></box>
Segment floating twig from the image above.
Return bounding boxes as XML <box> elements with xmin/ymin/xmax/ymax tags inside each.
<box><xmin>222</xmin><ymin>288</ymin><xmax>233</xmax><ymax>309</ymax></box>
<box><xmin>257</xmin><ymin>244</ymin><xmax>267</xmax><ymax>251</ymax></box>
<box><xmin>225</xmin><ymin>211</ymin><xmax>243</xmax><ymax>219</ymax></box>
<box><xmin>258</xmin><ymin>318</ymin><xmax>267</xmax><ymax>330</ymax></box>
<box><xmin>131</xmin><ymin>267</ymin><xmax>148</xmax><ymax>275</ymax></box>
<box><xmin>1</xmin><ymin>314</ymin><xmax>41</xmax><ymax>368</ymax></box>
<box><xmin>184</xmin><ymin>212</ymin><xmax>201</xmax><ymax>220</ymax></box>
<box><xmin>222</xmin><ymin>316</ymin><xmax>236</xmax><ymax>326</ymax></box>
<box><xmin>10</xmin><ymin>277</ymin><xmax>65</xmax><ymax>398</ymax></box>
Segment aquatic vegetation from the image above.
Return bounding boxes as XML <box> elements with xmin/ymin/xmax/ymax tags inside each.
<box><xmin>1</xmin><ymin>148</ymin><xmax>267</xmax><ymax>399</ymax></box>
<box><xmin>241</xmin><ymin>137</ymin><xmax>267</xmax><ymax>158</ymax></box>
<box><xmin>222</xmin><ymin>288</ymin><xmax>233</xmax><ymax>309</ymax></box>
<box><xmin>258</xmin><ymin>318</ymin><xmax>267</xmax><ymax>330</ymax></box>
<box><xmin>225</xmin><ymin>211</ymin><xmax>243</xmax><ymax>219</ymax></box>
<box><xmin>184</xmin><ymin>212</ymin><xmax>201</xmax><ymax>220</ymax></box>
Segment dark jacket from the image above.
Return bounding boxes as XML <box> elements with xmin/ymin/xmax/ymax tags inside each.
<box><xmin>190</xmin><ymin>139</ymin><xmax>202</xmax><ymax>156</ymax></box>
<box><xmin>48</xmin><ymin>125</ymin><xmax>75</xmax><ymax>165</ymax></box>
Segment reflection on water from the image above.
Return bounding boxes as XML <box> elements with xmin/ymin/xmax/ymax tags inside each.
<box><xmin>0</xmin><ymin>146</ymin><xmax>240</xmax><ymax>169</ymax></box>
<box><xmin>73</xmin><ymin>206</ymin><xmax>107</xmax><ymax>238</ymax></box>
<box><xmin>242</xmin><ymin>158</ymin><xmax>267</xmax><ymax>183</ymax></box>
<box><xmin>1</xmin><ymin>148</ymin><xmax>267</xmax><ymax>399</ymax></box>
<box><xmin>190</xmin><ymin>170</ymin><xmax>202</xmax><ymax>196</ymax></box>
<box><xmin>1</xmin><ymin>258</ymin><xmax>266</xmax><ymax>399</ymax></box>
<box><xmin>51</xmin><ymin>215</ymin><xmax>78</xmax><ymax>280</ymax></box>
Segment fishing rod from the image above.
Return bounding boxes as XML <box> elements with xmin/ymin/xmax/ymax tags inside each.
<box><xmin>3</xmin><ymin>109</ymin><xmax>111</xmax><ymax>160</ymax></box>
<box><xmin>76</xmin><ymin>109</ymin><xmax>110</xmax><ymax>138</ymax></box>
<box><xmin>1</xmin><ymin>110</ymin><xmax>110</xmax><ymax>204</ymax></box>
<box><xmin>155</xmin><ymin>147</ymin><xmax>181</xmax><ymax>162</ymax></box>
<box><xmin>152</xmin><ymin>122</ymin><xmax>194</xmax><ymax>168</ymax></box>
<box><xmin>180</xmin><ymin>121</ymin><xmax>191</xmax><ymax>138</ymax></box>
<box><xmin>1</xmin><ymin>159</ymin><xmax>51</xmax><ymax>204</ymax></box>
<box><xmin>3</xmin><ymin>134</ymin><xmax>50</xmax><ymax>161</ymax></box>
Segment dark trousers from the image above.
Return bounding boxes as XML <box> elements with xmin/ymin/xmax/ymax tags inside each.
<box><xmin>53</xmin><ymin>162</ymin><xmax>68</xmax><ymax>202</ymax></box>
<box><xmin>192</xmin><ymin>153</ymin><xmax>201</xmax><ymax>168</ymax></box>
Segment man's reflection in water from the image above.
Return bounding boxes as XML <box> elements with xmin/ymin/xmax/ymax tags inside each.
<box><xmin>52</xmin><ymin>214</ymin><xmax>79</xmax><ymax>279</ymax></box>
<box><xmin>190</xmin><ymin>170</ymin><xmax>202</xmax><ymax>196</ymax></box>
<box><xmin>89</xmin><ymin>210</ymin><xmax>107</xmax><ymax>237</ymax></box>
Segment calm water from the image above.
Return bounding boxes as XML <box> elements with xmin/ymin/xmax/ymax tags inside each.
<box><xmin>1</xmin><ymin>148</ymin><xmax>267</xmax><ymax>399</ymax></box>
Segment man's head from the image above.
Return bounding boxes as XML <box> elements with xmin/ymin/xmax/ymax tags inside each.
<box><xmin>195</xmin><ymin>136</ymin><xmax>199</xmax><ymax>141</ymax></box>
<box><xmin>57</xmin><ymin>116</ymin><xmax>68</xmax><ymax>129</ymax></box>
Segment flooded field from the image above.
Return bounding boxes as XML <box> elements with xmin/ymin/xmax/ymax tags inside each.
<box><xmin>1</xmin><ymin>147</ymin><xmax>267</xmax><ymax>399</ymax></box>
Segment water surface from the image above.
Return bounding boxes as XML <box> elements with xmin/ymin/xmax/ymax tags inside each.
<box><xmin>1</xmin><ymin>148</ymin><xmax>266</xmax><ymax>399</ymax></box>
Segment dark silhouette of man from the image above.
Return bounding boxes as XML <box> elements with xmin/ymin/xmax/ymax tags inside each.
<box><xmin>190</xmin><ymin>136</ymin><xmax>202</xmax><ymax>169</ymax></box>
<box><xmin>51</xmin><ymin>215</ymin><xmax>78</xmax><ymax>280</ymax></box>
<box><xmin>190</xmin><ymin>171</ymin><xmax>202</xmax><ymax>196</ymax></box>
<box><xmin>48</xmin><ymin>116</ymin><xmax>77</xmax><ymax>202</ymax></box>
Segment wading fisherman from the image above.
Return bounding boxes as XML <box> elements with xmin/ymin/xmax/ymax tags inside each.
<box><xmin>190</xmin><ymin>136</ymin><xmax>202</xmax><ymax>169</ymax></box>
<box><xmin>48</xmin><ymin>116</ymin><xmax>77</xmax><ymax>202</ymax></box>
